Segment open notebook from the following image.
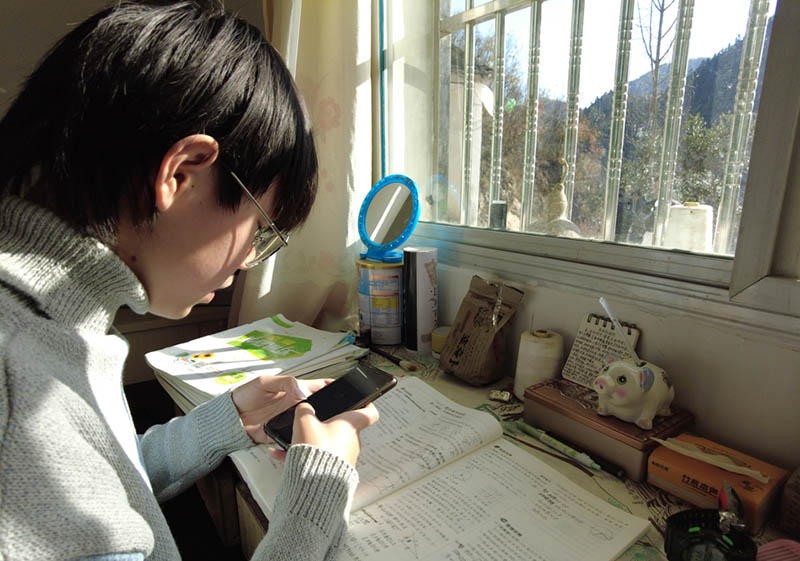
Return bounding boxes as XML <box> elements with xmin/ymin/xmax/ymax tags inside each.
<box><xmin>231</xmin><ymin>377</ymin><xmax>650</xmax><ymax>561</ymax></box>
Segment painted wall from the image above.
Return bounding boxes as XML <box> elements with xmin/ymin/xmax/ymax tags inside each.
<box><xmin>436</xmin><ymin>263</ymin><xmax>800</xmax><ymax>470</ymax></box>
<box><xmin>0</xmin><ymin>0</ymin><xmax>264</xmax><ymax>116</ymax></box>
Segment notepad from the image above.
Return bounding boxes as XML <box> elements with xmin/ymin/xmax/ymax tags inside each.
<box><xmin>561</xmin><ymin>312</ymin><xmax>641</xmax><ymax>388</ymax></box>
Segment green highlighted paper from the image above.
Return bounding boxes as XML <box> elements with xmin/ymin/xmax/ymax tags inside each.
<box><xmin>228</xmin><ymin>331</ymin><xmax>312</xmax><ymax>360</ymax></box>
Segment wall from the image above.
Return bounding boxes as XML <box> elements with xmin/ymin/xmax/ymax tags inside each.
<box><xmin>0</xmin><ymin>0</ymin><xmax>264</xmax><ymax>115</ymax></box>
<box><xmin>434</xmin><ymin>262</ymin><xmax>800</xmax><ymax>471</ymax></box>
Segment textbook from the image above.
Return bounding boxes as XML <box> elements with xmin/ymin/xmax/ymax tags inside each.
<box><xmin>144</xmin><ymin>314</ymin><xmax>366</xmax><ymax>412</ymax></box>
<box><xmin>230</xmin><ymin>376</ymin><xmax>650</xmax><ymax>561</ymax></box>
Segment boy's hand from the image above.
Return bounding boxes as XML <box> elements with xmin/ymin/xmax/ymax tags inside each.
<box><xmin>231</xmin><ymin>375</ymin><xmax>330</xmax><ymax>444</ymax></box>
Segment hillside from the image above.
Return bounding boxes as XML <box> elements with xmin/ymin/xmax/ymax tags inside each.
<box><xmin>582</xmin><ymin>16</ymin><xmax>772</xmax><ymax>143</ymax></box>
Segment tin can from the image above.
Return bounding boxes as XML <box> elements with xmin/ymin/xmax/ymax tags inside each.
<box><xmin>356</xmin><ymin>258</ymin><xmax>403</xmax><ymax>345</ymax></box>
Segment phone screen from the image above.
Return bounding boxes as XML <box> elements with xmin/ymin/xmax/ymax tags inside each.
<box><xmin>263</xmin><ymin>362</ymin><xmax>396</xmax><ymax>449</ymax></box>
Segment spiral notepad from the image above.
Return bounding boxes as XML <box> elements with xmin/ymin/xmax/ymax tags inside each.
<box><xmin>561</xmin><ymin>313</ymin><xmax>641</xmax><ymax>388</ymax></box>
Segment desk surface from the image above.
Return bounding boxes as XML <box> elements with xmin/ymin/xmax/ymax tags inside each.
<box><xmin>216</xmin><ymin>349</ymin><xmax>790</xmax><ymax>561</ymax></box>
<box><xmin>355</xmin><ymin>349</ymin><xmax>790</xmax><ymax>561</ymax></box>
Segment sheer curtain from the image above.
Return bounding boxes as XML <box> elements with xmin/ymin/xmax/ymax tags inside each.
<box><xmin>230</xmin><ymin>0</ymin><xmax>379</xmax><ymax>331</ymax></box>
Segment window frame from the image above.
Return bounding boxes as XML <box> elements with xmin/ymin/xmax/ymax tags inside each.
<box><xmin>728</xmin><ymin>0</ymin><xmax>800</xmax><ymax>316</ymax></box>
<box><xmin>407</xmin><ymin>0</ymin><xmax>799</xmax><ymax>328</ymax></box>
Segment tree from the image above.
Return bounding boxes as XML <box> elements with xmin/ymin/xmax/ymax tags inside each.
<box><xmin>673</xmin><ymin>112</ymin><xmax>730</xmax><ymax>208</ymax></box>
<box><xmin>611</xmin><ymin>0</ymin><xmax>679</xmax><ymax>242</ymax></box>
<box><xmin>637</xmin><ymin>0</ymin><xmax>677</xmax><ymax>131</ymax></box>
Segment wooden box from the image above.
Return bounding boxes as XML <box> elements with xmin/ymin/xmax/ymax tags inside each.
<box><xmin>523</xmin><ymin>378</ymin><xmax>694</xmax><ymax>481</ymax></box>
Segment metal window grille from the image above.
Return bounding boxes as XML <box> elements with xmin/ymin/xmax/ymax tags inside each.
<box><xmin>434</xmin><ymin>0</ymin><xmax>772</xmax><ymax>255</ymax></box>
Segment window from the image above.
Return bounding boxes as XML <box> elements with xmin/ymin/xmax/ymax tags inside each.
<box><xmin>382</xmin><ymin>0</ymin><xmax>800</xmax><ymax>319</ymax></box>
<box><xmin>432</xmin><ymin>0</ymin><xmax>776</xmax><ymax>254</ymax></box>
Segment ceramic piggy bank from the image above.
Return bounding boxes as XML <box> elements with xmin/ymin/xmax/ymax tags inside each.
<box><xmin>593</xmin><ymin>358</ymin><xmax>674</xmax><ymax>430</ymax></box>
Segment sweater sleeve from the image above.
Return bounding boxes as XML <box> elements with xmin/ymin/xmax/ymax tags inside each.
<box><xmin>139</xmin><ymin>392</ymin><xmax>253</xmax><ymax>502</ymax></box>
<box><xmin>252</xmin><ymin>444</ymin><xmax>359</xmax><ymax>561</ymax></box>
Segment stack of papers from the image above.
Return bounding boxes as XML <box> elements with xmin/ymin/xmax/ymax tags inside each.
<box><xmin>144</xmin><ymin>314</ymin><xmax>367</xmax><ymax>411</ymax></box>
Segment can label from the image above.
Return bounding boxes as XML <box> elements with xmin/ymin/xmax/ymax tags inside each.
<box><xmin>356</xmin><ymin>260</ymin><xmax>402</xmax><ymax>345</ymax></box>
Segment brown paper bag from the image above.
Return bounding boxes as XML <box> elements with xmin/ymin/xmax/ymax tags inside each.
<box><xmin>439</xmin><ymin>275</ymin><xmax>524</xmax><ymax>385</ymax></box>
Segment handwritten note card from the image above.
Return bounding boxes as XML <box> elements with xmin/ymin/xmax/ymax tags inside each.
<box><xmin>561</xmin><ymin>313</ymin><xmax>641</xmax><ymax>388</ymax></box>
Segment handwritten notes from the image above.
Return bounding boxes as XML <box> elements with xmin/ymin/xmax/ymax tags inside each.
<box><xmin>561</xmin><ymin>314</ymin><xmax>641</xmax><ymax>388</ymax></box>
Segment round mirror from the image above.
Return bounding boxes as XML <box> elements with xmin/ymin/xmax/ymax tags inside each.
<box><xmin>358</xmin><ymin>174</ymin><xmax>419</xmax><ymax>261</ymax></box>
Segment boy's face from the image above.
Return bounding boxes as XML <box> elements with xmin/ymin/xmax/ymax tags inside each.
<box><xmin>115</xmin><ymin>145</ymin><xmax>276</xmax><ymax>319</ymax></box>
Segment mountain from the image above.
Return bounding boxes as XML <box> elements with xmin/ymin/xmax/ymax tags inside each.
<box><xmin>578</xmin><ymin>16</ymin><xmax>772</xmax><ymax>162</ymax></box>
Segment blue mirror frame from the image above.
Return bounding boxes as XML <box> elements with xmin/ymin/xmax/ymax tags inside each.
<box><xmin>358</xmin><ymin>174</ymin><xmax>419</xmax><ymax>262</ymax></box>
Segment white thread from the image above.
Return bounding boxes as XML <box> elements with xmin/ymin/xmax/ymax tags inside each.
<box><xmin>513</xmin><ymin>329</ymin><xmax>564</xmax><ymax>400</ymax></box>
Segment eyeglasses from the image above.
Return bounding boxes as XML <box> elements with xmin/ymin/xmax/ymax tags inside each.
<box><xmin>228</xmin><ymin>170</ymin><xmax>289</xmax><ymax>268</ymax></box>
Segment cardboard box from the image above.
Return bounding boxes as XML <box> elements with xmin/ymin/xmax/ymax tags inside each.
<box><xmin>523</xmin><ymin>378</ymin><xmax>693</xmax><ymax>481</ymax></box>
<box><xmin>647</xmin><ymin>434</ymin><xmax>790</xmax><ymax>534</ymax></box>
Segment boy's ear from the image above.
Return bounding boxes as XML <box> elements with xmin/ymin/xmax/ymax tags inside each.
<box><xmin>154</xmin><ymin>134</ymin><xmax>220</xmax><ymax>212</ymax></box>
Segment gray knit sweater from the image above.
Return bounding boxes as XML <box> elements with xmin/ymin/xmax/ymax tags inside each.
<box><xmin>0</xmin><ymin>196</ymin><xmax>358</xmax><ymax>560</ymax></box>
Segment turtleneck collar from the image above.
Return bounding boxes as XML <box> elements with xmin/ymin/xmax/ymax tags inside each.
<box><xmin>0</xmin><ymin>196</ymin><xmax>149</xmax><ymax>333</ymax></box>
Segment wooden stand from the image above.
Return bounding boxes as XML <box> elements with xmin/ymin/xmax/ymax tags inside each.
<box><xmin>236</xmin><ymin>481</ymin><xmax>269</xmax><ymax>559</ymax></box>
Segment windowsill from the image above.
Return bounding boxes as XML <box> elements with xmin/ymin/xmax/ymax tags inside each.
<box><xmin>414</xmin><ymin>221</ymin><xmax>733</xmax><ymax>287</ymax></box>
<box><xmin>410</xmin><ymin>225</ymin><xmax>800</xmax><ymax>343</ymax></box>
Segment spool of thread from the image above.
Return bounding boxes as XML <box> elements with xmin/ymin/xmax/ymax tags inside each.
<box><xmin>431</xmin><ymin>326</ymin><xmax>450</xmax><ymax>359</ymax></box>
<box><xmin>663</xmin><ymin>202</ymin><xmax>713</xmax><ymax>253</ymax></box>
<box><xmin>513</xmin><ymin>329</ymin><xmax>563</xmax><ymax>400</ymax></box>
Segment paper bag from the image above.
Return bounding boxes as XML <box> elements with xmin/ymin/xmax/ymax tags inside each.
<box><xmin>439</xmin><ymin>276</ymin><xmax>524</xmax><ymax>385</ymax></box>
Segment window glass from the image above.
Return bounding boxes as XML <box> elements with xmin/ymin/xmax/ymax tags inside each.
<box><xmin>434</xmin><ymin>28</ymin><xmax>466</xmax><ymax>224</ymax></box>
<box><xmin>442</xmin><ymin>0</ymin><xmax>466</xmax><ymax>18</ymax></box>
<box><xmin>432</xmin><ymin>0</ymin><xmax>778</xmax><ymax>257</ymax></box>
<box><xmin>531</xmin><ymin>0</ymin><xmax>571</xmax><ymax>234</ymax></box>
<box><xmin>475</xmin><ymin>18</ymin><xmax>496</xmax><ymax>229</ymax></box>
<box><xmin>500</xmin><ymin>9</ymin><xmax>530</xmax><ymax>232</ymax></box>
<box><xmin>573</xmin><ymin>0</ymin><xmax>618</xmax><ymax>240</ymax></box>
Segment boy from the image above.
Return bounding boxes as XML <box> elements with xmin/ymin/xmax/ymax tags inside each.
<box><xmin>0</xmin><ymin>2</ymin><xmax>377</xmax><ymax>560</ymax></box>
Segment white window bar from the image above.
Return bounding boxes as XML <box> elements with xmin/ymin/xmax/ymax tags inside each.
<box><xmin>563</xmin><ymin>0</ymin><xmax>585</xmax><ymax>218</ymax></box>
<box><xmin>489</xmin><ymin>13</ymin><xmax>508</xmax><ymax>228</ymax></box>
<box><xmin>521</xmin><ymin>1</ymin><xmax>543</xmax><ymax>231</ymax></box>
<box><xmin>652</xmin><ymin>0</ymin><xmax>695</xmax><ymax>246</ymax></box>
<box><xmin>460</xmin><ymin>10</ymin><xmax>478</xmax><ymax>227</ymax></box>
<box><xmin>713</xmin><ymin>0</ymin><xmax>771</xmax><ymax>254</ymax></box>
<box><xmin>602</xmin><ymin>0</ymin><xmax>637</xmax><ymax>240</ymax></box>
<box><xmin>435</xmin><ymin>2</ymin><xmax>451</xmax><ymax>223</ymax></box>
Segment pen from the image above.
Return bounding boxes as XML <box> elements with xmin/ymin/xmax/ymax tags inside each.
<box><xmin>517</xmin><ymin>421</ymin><xmax>601</xmax><ymax>470</ymax></box>
<box><xmin>554</xmin><ymin>434</ymin><xmax>628</xmax><ymax>479</ymax></box>
<box><xmin>369</xmin><ymin>345</ymin><xmax>419</xmax><ymax>372</ymax></box>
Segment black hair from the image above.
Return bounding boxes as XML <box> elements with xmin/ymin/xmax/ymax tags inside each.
<box><xmin>0</xmin><ymin>1</ymin><xmax>317</xmax><ymax>242</ymax></box>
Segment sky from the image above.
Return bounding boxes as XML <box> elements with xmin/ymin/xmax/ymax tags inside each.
<box><xmin>458</xmin><ymin>0</ymin><xmax>777</xmax><ymax>109</ymax></box>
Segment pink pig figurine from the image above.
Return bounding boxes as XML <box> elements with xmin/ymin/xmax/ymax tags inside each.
<box><xmin>593</xmin><ymin>358</ymin><xmax>674</xmax><ymax>430</ymax></box>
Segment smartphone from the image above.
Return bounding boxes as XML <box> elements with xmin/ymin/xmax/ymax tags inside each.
<box><xmin>263</xmin><ymin>362</ymin><xmax>397</xmax><ymax>449</ymax></box>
